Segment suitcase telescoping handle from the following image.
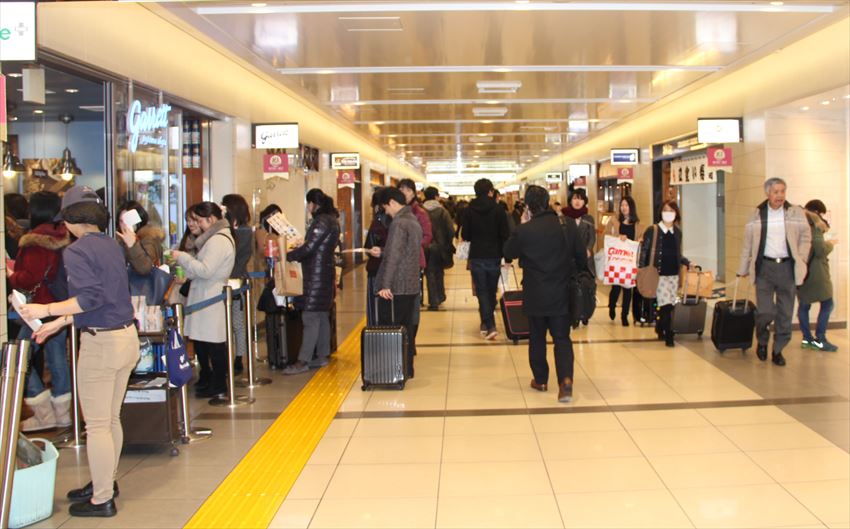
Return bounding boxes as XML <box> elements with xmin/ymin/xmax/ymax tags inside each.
<box><xmin>682</xmin><ymin>265</ymin><xmax>702</xmax><ymax>304</ymax></box>
<box><xmin>730</xmin><ymin>277</ymin><xmax>751</xmax><ymax>312</ymax></box>
<box><xmin>373</xmin><ymin>294</ymin><xmax>396</xmax><ymax>325</ymax></box>
<box><xmin>499</xmin><ymin>263</ymin><xmax>520</xmax><ymax>291</ymax></box>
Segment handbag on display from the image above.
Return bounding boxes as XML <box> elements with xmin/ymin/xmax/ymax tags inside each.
<box><xmin>165</xmin><ymin>328</ymin><xmax>193</xmax><ymax>387</ymax></box>
<box><xmin>636</xmin><ymin>226</ymin><xmax>660</xmax><ymax>298</ymax></box>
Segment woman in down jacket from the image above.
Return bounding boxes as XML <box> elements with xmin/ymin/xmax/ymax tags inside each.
<box><xmin>282</xmin><ymin>189</ymin><xmax>341</xmax><ymax>375</ymax></box>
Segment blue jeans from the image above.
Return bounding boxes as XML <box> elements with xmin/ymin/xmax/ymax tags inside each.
<box><xmin>797</xmin><ymin>298</ymin><xmax>834</xmax><ymax>341</ymax></box>
<box><xmin>470</xmin><ymin>258</ymin><xmax>502</xmax><ymax>330</ymax></box>
<box><xmin>17</xmin><ymin>324</ymin><xmax>71</xmax><ymax>398</ymax></box>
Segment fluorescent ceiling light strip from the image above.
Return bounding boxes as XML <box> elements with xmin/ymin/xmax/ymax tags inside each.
<box><xmin>381</xmin><ymin>132</ymin><xmax>560</xmax><ymax>137</ymax></box>
<box><xmin>394</xmin><ymin>142</ymin><xmax>552</xmax><ymax>147</ymax></box>
<box><xmin>279</xmin><ymin>65</ymin><xmax>720</xmax><ymax>75</ymax></box>
<box><xmin>196</xmin><ymin>3</ymin><xmax>835</xmax><ymax>15</ymax></box>
<box><xmin>333</xmin><ymin>97</ymin><xmax>655</xmax><ymax>106</ymax></box>
<box><xmin>356</xmin><ymin>118</ymin><xmax>614</xmax><ymax>124</ymax></box>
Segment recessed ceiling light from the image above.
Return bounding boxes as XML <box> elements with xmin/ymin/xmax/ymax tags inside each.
<box><xmin>477</xmin><ymin>80</ymin><xmax>522</xmax><ymax>94</ymax></box>
<box><xmin>844</xmin><ymin>95</ymin><xmax>850</xmax><ymax>99</ymax></box>
<box><xmin>9</xmin><ymin>116</ymin><xmax>18</xmax><ymax>121</ymax></box>
<box><xmin>541</xmin><ymin>149</ymin><xmax>550</xmax><ymax>152</ymax></box>
<box><xmin>33</xmin><ymin>109</ymin><xmax>43</xmax><ymax>114</ymax></box>
<box><xmin>65</xmin><ymin>88</ymin><xmax>79</xmax><ymax>94</ymax></box>
<box><xmin>770</xmin><ymin>1</ymin><xmax>784</xmax><ymax>5</ymax></box>
<box><xmin>7</xmin><ymin>73</ymin><xmax>22</xmax><ymax>78</ymax></box>
<box><xmin>252</xmin><ymin>2</ymin><xmax>267</xmax><ymax>7</ymax></box>
<box><xmin>800</xmin><ymin>106</ymin><xmax>810</xmax><ymax>111</ymax></box>
<box><xmin>821</xmin><ymin>100</ymin><xmax>830</xmax><ymax>105</ymax></box>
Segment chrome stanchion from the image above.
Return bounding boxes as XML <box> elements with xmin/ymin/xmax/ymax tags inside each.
<box><xmin>0</xmin><ymin>340</ymin><xmax>31</xmax><ymax>529</ymax></box>
<box><xmin>237</xmin><ymin>279</ymin><xmax>271</xmax><ymax>388</ymax></box>
<box><xmin>171</xmin><ymin>304</ymin><xmax>212</xmax><ymax>443</ymax></box>
<box><xmin>55</xmin><ymin>325</ymin><xmax>85</xmax><ymax>450</ymax></box>
<box><xmin>210</xmin><ymin>286</ymin><xmax>254</xmax><ymax>407</ymax></box>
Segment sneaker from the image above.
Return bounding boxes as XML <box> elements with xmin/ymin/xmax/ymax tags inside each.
<box><xmin>809</xmin><ymin>339</ymin><xmax>825</xmax><ymax>351</ymax></box>
<box><xmin>815</xmin><ymin>338</ymin><xmax>839</xmax><ymax>352</ymax></box>
<box><xmin>308</xmin><ymin>358</ymin><xmax>330</xmax><ymax>369</ymax></box>
<box><xmin>801</xmin><ymin>339</ymin><xmax>814</xmax><ymax>349</ymax></box>
<box><xmin>558</xmin><ymin>378</ymin><xmax>573</xmax><ymax>403</ymax></box>
<box><xmin>282</xmin><ymin>362</ymin><xmax>309</xmax><ymax>375</ymax></box>
<box><xmin>484</xmin><ymin>329</ymin><xmax>498</xmax><ymax>340</ymax></box>
<box><xmin>479</xmin><ymin>323</ymin><xmax>488</xmax><ymax>336</ymax></box>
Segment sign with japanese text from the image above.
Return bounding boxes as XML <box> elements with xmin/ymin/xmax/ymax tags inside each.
<box><xmin>707</xmin><ymin>147</ymin><xmax>732</xmax><ymax>168</ymax></box>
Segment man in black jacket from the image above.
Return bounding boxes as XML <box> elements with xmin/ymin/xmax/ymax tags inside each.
<box><xmin>503</xmin><ymin>185</ymin><xmax>587</xmax><ymax>402</ymax></box>
<box><xmin>461</xmin><ymin>178</ymin><xmax>510</xmax><ymax>340</ymax></box>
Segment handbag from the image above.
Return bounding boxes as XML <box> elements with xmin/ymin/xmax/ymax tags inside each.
<box><xmin>636</xmin><ymin>225</ymin><xmax>660</xmax><ymax>298</ymax></box>
<box><xmin>456</xmin><ymin>241</ymin><xmax>470</xmax><ymax>261</ymax></box>
<box><xmin>128</xmin><ymin>265</ymin><xmax>175</xmax><ymax>306</ymax></box>
<box><xmin>165</xmin><ymin>328</ymin><xmax>193</xmax><ymax>387</ymax></box>
<box><xmin>682</xmin><ymin>266</ymin><xmax>714</xmax><ymax>298</ymax></box>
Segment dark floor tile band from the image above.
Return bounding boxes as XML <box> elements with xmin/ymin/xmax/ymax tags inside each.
<box><xmin>335</xmin><ymin>395</ymin><xmax>848</xmax><ymax>420</ymax></box>
<box><xmin>417</xmin><ymin>337</ymin><xmax>660</xmax><ymax>348</ymax></box>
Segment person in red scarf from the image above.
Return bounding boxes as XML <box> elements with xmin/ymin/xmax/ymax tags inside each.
<box><xmin>561</xmin><ymin>189</ymin><xmax>596</xmax><ymax>262</ymax></box>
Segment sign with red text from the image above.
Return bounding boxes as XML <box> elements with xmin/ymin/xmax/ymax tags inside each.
<box><xmin>263</xmin><ymin>153</ymin><xmax>289</xmax><ymax>180</ymax></box>
<box><xmin>337</xmin><ymin>169</ymin><xmax>357</xmax><ymax>186</ymax></box>
<box><xmin>616</xmin><ymin>167</ymin><xmax>633</xmax><ymax>183</ymax></box>
<box><xmin>707</xmin><ymin>147</ymin><xmax>732</xmax><ymax>168</ymax></box>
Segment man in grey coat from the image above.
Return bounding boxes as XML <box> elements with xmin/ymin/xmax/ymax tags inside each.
<box><xmin>370</xmin><ymin>187</ymin><xmax>423</xmax><ymax>377</ymax></box>
<box><xmin>738</xmin><ymin>177</ymin><xmax>811</xmax><ymax>366</ymax></box>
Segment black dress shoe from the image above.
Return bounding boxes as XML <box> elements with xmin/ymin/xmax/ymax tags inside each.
<box><xmin>69</xmin><ymin>499</ymin><xmax>117</xmax><ymax>518</ymax></box>
<box><xmin>757</xmin><ymin>344</ymin><xmax>768</xmax><ymax>361</ymax></box>
<box><xmin>772</xmin><ymin>352</ymin><xmax>786</xmax><ymax>366</ymax></box>
<box><xmin>621</xmin><ymin>317</ymin><xmax>630</xmax><ymax>327</ymax></box>
<box><xmin>67</xmin><ymin>481</ymin><xmax>119</xmax><ymax>503</ymax></box>
<box><xmin>608</xmin><ymin>306</ymin><xmax>616</xmax><ymax>321</ymax></box>
<box><xmin>233</xmin><ymin>357</ymin><xmax>244</xmax><ymax>375</ymax></box>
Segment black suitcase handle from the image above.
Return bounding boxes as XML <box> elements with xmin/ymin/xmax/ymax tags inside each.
<box><xmin>373</xmin><ymin>295</ymin><xmax>396</xmax><ymax>325</ymax></box>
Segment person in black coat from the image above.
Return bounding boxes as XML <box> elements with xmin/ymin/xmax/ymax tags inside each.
<box><xmin>282</xmin><ymin>189</ymin><xmax>341</xmax><ymax>374</ymax></box>
<box><xmin>503</xmin><ymin>185</ymin><xmax>587</xmax><ymax>403</ymax></box>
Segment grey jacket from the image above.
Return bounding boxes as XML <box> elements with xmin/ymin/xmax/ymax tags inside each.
<box><xmin>376</xmin><ymin>206</ymin><xmax>423</xmax><ymax>295</ymax></box>
<box><xmin>738</xmin><ymin>200</ymin><xmax>811</xmax><ymax>286</ymax></box>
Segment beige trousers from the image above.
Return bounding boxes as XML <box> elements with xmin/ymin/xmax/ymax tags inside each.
<box><xmin>77</xmin><ymin>325</ymin><xmax>139</xmax><ymax>504</ymax></box>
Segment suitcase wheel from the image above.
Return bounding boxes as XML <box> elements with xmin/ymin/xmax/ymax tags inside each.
<box><xmin>361</xmin><ymin>384</ymin><xmax>369</xmax><ymax>391</ymax></box>
<box><xmin>697</xmin><ymin>331</ymin><xmax>703</xmax><ymax>338</ymax></box>
<box><xmin>742</xmin><ymin>348</ymin><xmax>748</xmax><ymax>354</ymax></box>
<box><xmin>170</xmin><ymin>446</ymin><xmax>180</xmax><ymax>457</ymax></box>
<box><xmin>718</xmin><ymin>348</ymin><xmax>726</xmax><ymax>353</ymax></box>
<box><xmin>512</xmin><ymin>339</ymin><xmax>519</xmax><ymax>345</ymax></box>
<box><xmin>397</xmin><ymin>381</ymin><xmax>406</xmax><ymax>390</ymax></box>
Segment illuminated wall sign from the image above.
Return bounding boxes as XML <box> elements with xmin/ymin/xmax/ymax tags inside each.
<box><xmin>0</xmin><ymin>2</ymin><xmax>36</xmax><ymax>61</ymax></box>
<box><xmin>254</xmin><ymin>123</ymin><xmax>300</xmax><ymax>149</ymax></box>
<box><xmin>545</xmin><ymin>172</ymin><xmax>562</xmax><ymax>183</ymax></box>
<box><xmin>331</xmin><ymin>152</ymin><xmax>360</xmax><ymax>170</ymax></box>
<box><xmin>610</xmin><ymin>148</ymin><xmax>639</xmax><ymax>166</ymax></box>
<box><xmin>697</xmin><ymin>117</ymin><xmax>742</xmax><ymax>143</ymax></box>
<box><xmin>126</xmin><ymin>100</ymin><xmax>172</xmax><ymax>152</ymax></box>
<box><xmin>568</xmin><ymin>164</ymin><xmax>591</xmax><ymax>180</ymax></box>
<box><xmin>616</xmin><ymin>167</ymin><xmax>634</xmax><ymax>182</ymax></box>
<box><xmin>263</xmin><ymin>153</ymin><xmax>290</xmax><ymax>180</ymax></box>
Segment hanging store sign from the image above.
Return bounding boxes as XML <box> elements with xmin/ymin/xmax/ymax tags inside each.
<box><xmin>254</xmin><ymin>123</ymin><xmax>300</xmax><ymax>149</ymax></box>
<box><xmin>707</xmin><ymin>147</ymin><xmax>733</xmax><ymax>168</ymax></box>
<box><xmin>263</xmin><ymin>153</ymin><xmax>290</xmax><ymax>180</ymax></box>
<box><xmin>337</xmin><ymin>169</ymin><xmax>357</xmax><ymax>186</ymax></box>
<box><xmin>126</xmin><ymin>100</ymin><xmax>172</xmax><ymax>152</ymax></box>
<box><xmin>572</xmin><ymin>176</ymin><xmax>587</xmax><ymax>189</ymax></box>
<box><xmin>0</xmin><ymin>2</ymin><xmax>36</xmax><ymax>61</ymax></box>
<box><xmin>670</xmin><ymin>154</ymin><xmax>724</xmax><ymax>186</ymax></box>
<box><xmin>568</xmin><ymin>164</ymin><xmax>591</xmax><ymax>180</ymax></box>
<box><xmin>331</xmin><ymin>152</ymin><xmax>361</xmax><ymax>170</ymax></box>
<box><xmin>610</xmin><ymin>148</ymin><xmax>639</xmax><ymax>166</ymax></box>
<box><xmin>616</xmin><ymin>167</ymin><xmax>634</xmax><ymax>183</ymax></box>
<box><xmin>545</xmin><ymin>172</ymin><xmax>562</xmax><ymax>183</ymax></box>
<box><xmin>697</xmin><ymin>117</ymin><xmax>742</xmax><ymax>143</ymax></box>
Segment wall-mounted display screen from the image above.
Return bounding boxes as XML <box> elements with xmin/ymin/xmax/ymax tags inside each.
<box><xmin>610</xmin><ymin>148</ymin><xmax>639</xmax><ymax>166</ymax></box>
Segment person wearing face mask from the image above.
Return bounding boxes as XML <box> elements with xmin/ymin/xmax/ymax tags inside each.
<box><xmin>115</xmin><ymin>201</ymin><xmax>165</xmax><ymax>274</ymax></box>
<box><xmin>282</xmin><ymin>189</ymin><xmax>341</xmax><ymax>375</ymax></box>
<box><xmin>638</xmin><ymin>200</ymin><xmax>691</xmax><ymax>347</ymax></box>
<box><xmin>606</xmin><ymin>196</ymin><xmax>641</xmax><ymax>326</ymax></box>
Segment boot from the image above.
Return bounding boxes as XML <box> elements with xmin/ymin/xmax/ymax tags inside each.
<box><xmin>21</xmin><ymin>390</ymin><xmax>57</xmax><ymax>432</ymax></box>
<box><xmin>51</xmin><ymin>393</ymin><xmax>73</xmax><ymax>428</ymax></box>
<box><xmin>233</xmin><ymin>356</ymin><xmax>244</xmax><ymax>375</ymax></box>
<box><xmin>661</xmin><ymin>306</ymin><xmax>675</xmax><ymax>347</ymax></box>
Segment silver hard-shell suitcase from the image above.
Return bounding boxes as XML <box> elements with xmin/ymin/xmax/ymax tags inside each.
<box><xmin>361</xmin><ymin>298</ymin><xmax>408</xmax><ymax>390</ymax></box>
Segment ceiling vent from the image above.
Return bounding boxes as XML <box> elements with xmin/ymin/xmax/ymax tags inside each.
<box><xmin>476</xmin><ymin>81</ymin><xmax>522</xmax><ymax>94</ymax></box>
<box><xmin>472</xmin><ymin>106</ymin><xmax>508</xmax><ymax>117</ymax></box>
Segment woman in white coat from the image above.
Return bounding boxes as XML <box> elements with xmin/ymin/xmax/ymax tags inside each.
<box><xmin>170</xmin><ymin>202</ymin><xmax>235</xmax><ymax>398</ymax></box>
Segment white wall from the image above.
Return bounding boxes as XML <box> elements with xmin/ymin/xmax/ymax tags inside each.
<box><xmin>681</xmin><ymin>182</ymin><xmax>719</xmax><ymax>275</ymax></box>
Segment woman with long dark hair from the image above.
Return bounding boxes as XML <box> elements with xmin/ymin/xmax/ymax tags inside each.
<box><xmin>282</xmin><ymin>189</ymin><xmax>341</xmax><ymax>374</ymax></box>
<box><xmin>606</xmin><ymin>196</ymin><xmax>641</xmax><ymax>326</ymax></box>
<box><xmin>7</xmin><ymin>191</ymin><xmax>72</xmax><ymax>432</ymax></box>
<box><xmin>638</xmin><ymin>200</ymin><xmax>691</xmax><ymax>347</ymax></box>
<box><xmin>221</xmin><ymin>194</ymin><xmax>253</xmax><ymax>374</ymax></box>
<box><xmin>169</xmin><ymin>202</ymin><xmax>235</xmax><ymax>397</ymax></box>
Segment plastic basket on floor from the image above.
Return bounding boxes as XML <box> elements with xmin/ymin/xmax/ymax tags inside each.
<box><xmin>9</xmin><ymin>438</ymin><xmax>58</xmax><ymax>529</ymax></box>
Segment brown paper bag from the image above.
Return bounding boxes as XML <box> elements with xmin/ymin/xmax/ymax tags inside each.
<box><xmin>681</xmin><ymin>268</ymin><xmax>714</xmax><ymax>299</ymax></box>
<box><xmin>274</xmin><ymin>235</ymin><xmax>304</xmax><ymax>296</ymax></box>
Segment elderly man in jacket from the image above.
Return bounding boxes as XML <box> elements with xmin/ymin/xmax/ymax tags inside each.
<box><xmin>503</xmin><ymin>185</ymin><xmax>587</xmax><ymax>402</ymax></box>
<box><xmin>738</xmin><ymin>177</ymin><xmax>811</xmax><ymax>366</ymax></box>
<box><xmin>370</xmin><ymin>187</ymin><xmax>423</xmax><ymax>378</ymax></box>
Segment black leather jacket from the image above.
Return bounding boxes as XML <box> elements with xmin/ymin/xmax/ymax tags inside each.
<box><xmin>287</xmin><ymin>213</ymin><xmax>340</xmax><ymax>312</ymax></box>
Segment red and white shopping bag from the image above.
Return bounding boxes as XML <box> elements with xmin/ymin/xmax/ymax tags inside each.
<box><xmin>602</xmin><ymin>235</ymin><xmax>639</xmax><ymax>288</ymax></box>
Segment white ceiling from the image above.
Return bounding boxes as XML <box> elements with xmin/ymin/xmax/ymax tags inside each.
<box><xmin>162</xmin><ymin>0</ymin><xmax>847</xmax><ymax>190</ymax></box>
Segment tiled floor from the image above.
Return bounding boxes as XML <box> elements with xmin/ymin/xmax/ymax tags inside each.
<box><xmin>31</xmin><ymin>266</ymin><xmax>850</xmax><ymax>529</ymax></box>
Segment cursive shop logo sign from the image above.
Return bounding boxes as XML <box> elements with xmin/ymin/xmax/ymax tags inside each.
<box><xmin>126</xmin><ymin>100</ymin><xmax>172</xmax><ymax>152</ymax></box>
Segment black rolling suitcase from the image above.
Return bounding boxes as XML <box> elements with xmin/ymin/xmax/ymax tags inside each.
<box><xmin>570</xmin><ymin>270</ymin><xmax>597</xmax><ymax>325</ymax></box>
<box><xmin>361</xmin><ymin>299</ymin><xmax>409</xmax><ymax>391</ymax></box>
<box><xmin>711</xmin><ymin>279</ymin><xmax>756</xmax><ymax>353</ymax></box>
<box><xmin>632</xmin><ymin>290</ymin><xmax>655</xmax><ymax>327</ymax></box>
<box><xmin>265</xmin><ymin>311</ymin><xmax>287</xmax><ymax>369</ymax></box>
<box><xmin>672</xmin><ymin>270</ymin><xmax>708</xmax><ymax>337</ymax></box>
<box><xmin>499</xmin><ymin>266</ymin><xmax>529</xmax><ymax>344</ymax></box>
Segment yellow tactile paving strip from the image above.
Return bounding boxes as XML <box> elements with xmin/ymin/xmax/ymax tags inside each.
<box><xmin>184</xmin><ymin>318</ymin><xmax>366</xmax><ymax>529</ymax></box>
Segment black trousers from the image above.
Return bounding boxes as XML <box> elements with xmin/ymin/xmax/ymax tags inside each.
<box><xmin>377</xmin><ymin>294</ymin><xmax>417</xmax><ymax>376</ymax></box>
<box><xmin>609</xmin><ymin>285</ymin><xmax>633</xmax><ymax>318</ymax></box>
<box><xmin>193</xmin><ymin>340</ymin><xmax>228</xmax><ymax>393</ymax></box>
<box><xmin>528</xmin><ymin>313</ymin><xmax>574</xmax><ymax>385</ymax></box>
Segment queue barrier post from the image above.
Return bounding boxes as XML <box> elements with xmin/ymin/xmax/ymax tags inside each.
<box><xmin>0</xmin><ymin>340</ymin><xmax>31</xmax><ymax>529</ymax></box>
<box><xmin>210</xmin><ymin>286</ymin><xmax>255</xmax><ymax>408</ymax></box>
<box><xmin>55</xmin><ymin>325</ymin><xmax>85</xmax><ymax>450</ymax></box>
<box><xmin>170</xmin><ymin>303</ymin><xmax>212</xmax><ymax>443</ymax></box>
<box><xmin>237</xmin><ymin>278</ymin><xmax>271</xmax><ymax>388</ymax></box>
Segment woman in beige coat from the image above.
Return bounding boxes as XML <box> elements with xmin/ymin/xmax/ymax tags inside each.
<box><xmin>170</xmin><ymin>202</ymin><xmax>235</xmax><ymax>398</ymax></box>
